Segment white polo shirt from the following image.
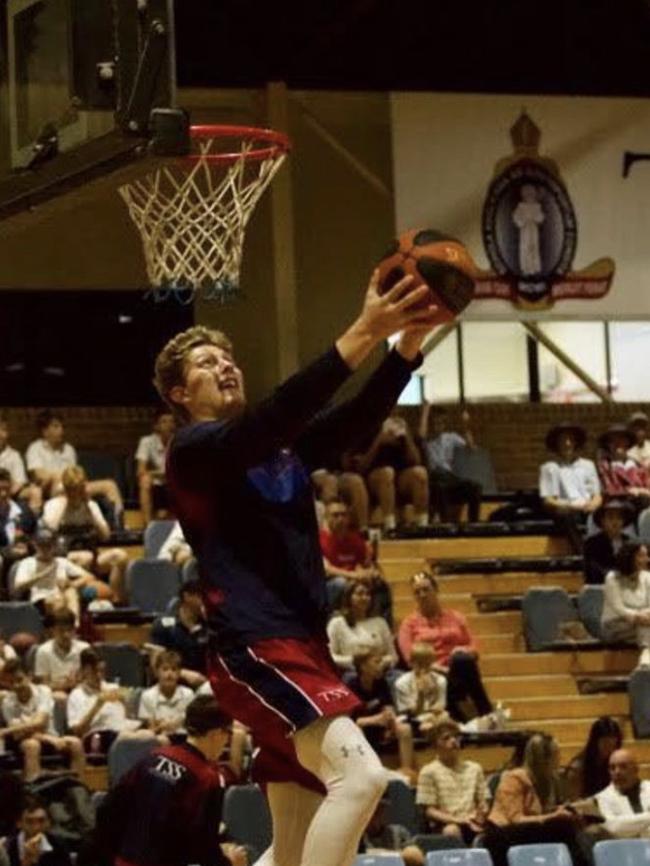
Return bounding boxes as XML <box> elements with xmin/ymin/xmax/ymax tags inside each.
<box><xmin>67</xmin><ymin>681</ymin><xmax>131</xmax><ymax>733</ymax></box>
<box><xmin>25</xmin><ymin>439</ymin><xmax>77</xmax><ymax>475</ymax></box>
<box><xmin>15</xmin><ymin>556</ymin><xmax>85</xmax><ymax>604</ymax></box>
<box><xmin>135</xmin><ymin>433</ymin><xmax>167</xmax><ymax>476</ymax></box>
<box><xmin>34</xmin><ymin>638</ymin><xmax>90</xmax><ymax>684</ymax></box>
<box><xmin>138</xmin><ymin>683</ymin><xmax>194</xmax><ymax>731</ymax></box>
<box><xmin>0</xmin><ymin>446</ymin><xmax>27</xmax><ymax>487</ymax></box>
<box><xmin>2</xmin><ymin>683</ymin><xmax>56</xmax><ymax>735</ymax></box>
<box><xmin>43</xmin><ymin>496</ymin><xmax>109</xmax><ymax>536</ymax></box>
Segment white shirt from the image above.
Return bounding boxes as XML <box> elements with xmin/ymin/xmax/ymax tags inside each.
<box><xmin>539</xmin><ymin>457</ymin><xmax>601</xmax><ymax>503</ymax></box>
<box><xmin>393</xmin><ymin>669</ymin><xmax>447</xmax><ymax>715</ymax></box>
<box><xmin>158</xmin><ymin>522</ymin><xmax>189</xmax><ymax>561</ymax></box>
<box><xmin>326</xmin><ymin>615</ymin><xmax>398</xmax><ymax>670</ymax></box>
<box><xmin>43</xmin><ymin>496</ymin><xmax>109</xmax><ymax>537</ymax></box>
<box><xmin>15</xmin><ymin>555</ymin><xmax>85</xmax><ymax>604</ymax></box>
<box><xmin>67</xmin><ymin>681</ymin><xmax>131</xmax><ymax>733</ymax></box>
<box><xmin>0</xmin><ymin>500</ymin><xmax>26</xmax><ymax>545</ymax></box>
<box><xmin>2</xmin><ymin>683</ymin><xmax>56</xmax><ymax>735</ymax></box>
<box><xmin>0</xmin><ymin>446</ymin><xmax>27</xmax><ymax>487</ymax></box>
<box><xmin>138</xmin><ymin>683</ymin><xmax>194</xmax><ymax>731</ymax></box>
<box><xmin>629</xmin><ymin>441</ymin><xmax>650</xmax><ymax>469</ymax></box>
<box><xmin>596</xmin><ymin>781</ymin><xmax>650</xmax><ymax>837</ymax></box>
<box><xmin>25</xmin><ymin>439</ymin><xmax>77</xmax><ymax>475</ymax></box>
<box><xmin>136</xmin><ymin>433</ymin><xmax>167</xmax><ymax>476</ymax></box>
<box><xmin>34</xmin><ymin>638</ymin><xmax>90</xmax><ymax>684</ymax></box>
<box><xmin>602</xmin><ymin>570</ymin><xmax>650</xmax><ymax>625</ymax></box>
<box><xmin>424</xmin><ymin>432</ymin><xmax>466</xmax><ymax>473</ymax></box>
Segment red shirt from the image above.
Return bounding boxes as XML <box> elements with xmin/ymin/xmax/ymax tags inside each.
<box><xmin>397</xmin><ymin>608</ymin><xmax>478</xmax><ymax>667</ymax></box>
<box><xmin>319</xmin><ymin>528</ymin><xmax>369</xmax><ymax>571</ymax></box>
<box><xmin>597</xmin><ymin>458</ymin><xmax>650</xmax><ymax>497</ymax></box>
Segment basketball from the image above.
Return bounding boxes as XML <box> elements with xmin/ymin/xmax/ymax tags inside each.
<box><xmin>377</xmin><ymin>228</ymin><xmax>477</xmax><ymax>323</ymax></box>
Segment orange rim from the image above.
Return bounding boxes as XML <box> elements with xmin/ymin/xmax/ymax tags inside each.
<box><xmin>186</xmin><ymin>124</ymin><xmax>291</xmax><ymax>163</ymax></box>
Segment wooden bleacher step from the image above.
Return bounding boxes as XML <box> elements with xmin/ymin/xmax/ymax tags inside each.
<box><xmin>378</xmin><ymin>535</ymin><xmax>569</xmax><ymax>560</ymax></box>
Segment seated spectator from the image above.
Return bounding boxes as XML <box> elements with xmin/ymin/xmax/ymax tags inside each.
<box><xmin>1</xmin><ymin>659</ymin><xmax>84</xmax><ymax>781</ymax></box>
<box><xmin>136</xmin><ymin>408</ymin><xmax>175</xmax><ymax>525</ymax></box>
<box><xmin>359</xmin><ymin>796</ymin><xmax>424</xmax><ymax>866</ymax></box>
<box><xmin>0</xmin><ymin>628</ymin><xmax>17</xmax><ymax>677</ymax></box>
<box><xmin>158</xmin><ymin>521</ymin><xmax>193</xmax><ymax>567</ymax></box>
<box><xmin>484</xmin><ymin>733</ymin><xmax>589</xmax><ymax>866</ymax></box>
<box><xmin>601</xmin><ymin>540</ymin><xmax>650</xmax><ymax>666</ymax></box>
<box><xmin>138</xmin><ymin>650</ymin><xmax>194</xmax><ymax>742</ymax></box>
<box><xmin>394</xmin><ymin>641</ymin><xmax>448</xmax><ymax>727</ymax></box>
<box><xmin>0</xmin><ymin>415</ymin><xmax>42</xmax><ymax>513</ymax></box>
<box><xmin>196</xmin><ymin>681</ymin><xmax>250</xmax><ymax>781</ymax></box>
<box><xmin>540</xmin><ymin>422</ymin><xmax>601</xmax><ymax>553</ymax></box>
<box><xmin>348</xmin><ymin>649</ymin><xmax>414</xmax><ymax>777</ymax></box>
<box><xmin>398</xmin><ymin>570</ymin><xmax>493</xmax><ymax>723</ymax></box>
<box><xmin>327</xmin><ymin>581</ymin><xmax>397</xmax><ymax>671</ymax></box>
<box><xmin>598</xmin><ymin>424</ymin><xmax>650</xmax><ymax>513</ymax></box>
<box><xmin>595</xmin><ymin>747</ymin><xmax>650</xmax><ymax>837</ymax></box>
<box><xmin>628</xmin><ymin>411</ymin><xmax>650</xmax><ymax>470</ymax></box>
<box><xmin>0</xmin><ymin>467</ymin><xmax>34</xmax><ymax>587</ymax></box>
<box><xmin>33</xmin><ymin>609</ymin><xmax>89</xmax><ymax>698</ymax></box>
<box><xmin>311</xmin><ymin>457</ymin><xmax>370</xmax><ymax>531</ymax></box>
<box><xmin>25</xmin><ymin>410</ymin><xmax>123</xmax><ymax>522</ymax></box>
<box><xmin>319</xmin><ymin>499</ymin><xmax>391</xmax><ymax>618</ymax></box>
<box><xmin>4</xmin><ymin>795</ymin><xmax>73</xmax><ymax>866</ymax></box>
<box><xmin>14</xmin><ymin>528</ymin><xmax>111</xmax><ymax>622</ymax></box>
<box><xmin>42</xmin><ymin>465</ymin><xmax>128</xmax><ymax>603</ymax></box>
<box><xmin>150</xmin><ymin>580</ymin><xmax>208</xmax><ymax>687</ymax></box>
<box><xmin>584</xmin><ymin>500</ymin><xmax>635</xmax><ymax>585</ymax></box>
<box><xmin>416</xmin><ymin>719</ymin><xmax>488</xmax><ymax>843</ymax></box>
<box><xmin>354</xmin><ymin>411</ymin><xmax>429</xmax><ymax>532</ymax></box>
<box><xmin>565</xmin><ymin>716</ymin><xmax>623</xmax><ymax>801</ymax></box>
<box><xmin>66</xmin><ymin>648</ymin><xmax>147</xmax><ymax>753</ymax></box>
<box><xmin>418</xmin><ymin>402</ymin><xmax>482</xmax><ymax>522</ymax></box>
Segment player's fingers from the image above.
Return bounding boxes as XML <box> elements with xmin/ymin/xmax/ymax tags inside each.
<box><xmin>384</xmin><ymin>273</ymin><xmax>415</xmax><ymax>303</ymax></box>
<box><xmin>367</xmin><ymin>267</ymin><xmax>381</xmax><ymax>295</ymax></box>
<box><xmin>394</xmin><ymin>283</ymin><xmax>430</xmax><ymax>311</ymax></box>
<box><xmin>403</xmin><ymin>305</ymin><xmax>440</xmax><ymax>326</ymax></box>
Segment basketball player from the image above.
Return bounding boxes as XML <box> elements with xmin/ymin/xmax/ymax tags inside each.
<box><xmin>154</xmin><ymin>271</ymin><xmax>436</xmax><ymax>866</ymax></box>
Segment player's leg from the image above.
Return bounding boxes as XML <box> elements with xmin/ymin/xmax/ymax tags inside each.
<box><xmin>254</xmin><ymin>782</ymin><xmax>323</xmax><ymax>866</ymax></box>
<box><xmin>338</xmin><ymin>472</ymin><xmax>369</xmax><ymax>530</ymax></box>
<box><xmin>293</xmin><ymin>715</ymin><xmax>387</xmax><ymax>866</ymax></box>
<box><xmin>366</xmin><ymin>466</ymin><xmax>396</xmax><ymax>531</ymax></box>
<box><xmin>397</xmin><ymin>465</ymin><xmax>429</xmax><ymax>527</ymax></box>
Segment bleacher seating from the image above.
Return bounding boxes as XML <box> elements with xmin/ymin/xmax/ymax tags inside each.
<box><xmin>577</xmin><ymin>585</ymin><xmax>605</xmax><ymax>640</ymax></box>
<box><xmin>354</xmin><ymin>856</ymin><xmax>404</xmax><ymax>866</ymax></box>
<box><xmin>94</xmin><ymin>642</ymin><xmax>147</xmax><ymax>688</ymax></box>
<box><xmin>222</xmin><ymin>784</ymin><xmax>272</xmax><ymax>861</ymax></box>
<box><xmin>507</xmin><ymin>844</ymin><xmax>572</xmax><ymax>866</ymax></box>
<box><xmin>593</xmin><ymin>838</ymin><xmax>650</xmax><ymax>866</ymax></box>
<box><xmin>0</xmin><ymin>601</ymin><xmax>43</xmax><ymax>640</ymax></box>
<box><xmin>426</xmin><ymin>852</ymin><xmax>491</xmax><ymax>866</ymax></box>
<box><xmin>143</xmin><ymin>519</ymin><xmax>176</xmax><ymax>558</ymax></box>
<box><xmin>107</xmin><ymin>736</ymin><xmax>157</xmax><ymax>786</ymax></box>
<box><xmin>126</xmin><ymin>559</ymin><xmax>181</xmax><ymax>615</ymax></box>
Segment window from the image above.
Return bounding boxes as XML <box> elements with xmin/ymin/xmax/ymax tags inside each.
<box><xmin>610</xmin><ymin>322</ymin><xmax>650</xmax><ymax>400</ymax></box>
<box><xmin>462</xmin><ymin>322</ymin><xmax>529</xmax><ymax>401</ymax></box>
<box><xmin>538</xmin><ymin>321</ymin><xmax>607</xmax><ymax>403</ymax></box>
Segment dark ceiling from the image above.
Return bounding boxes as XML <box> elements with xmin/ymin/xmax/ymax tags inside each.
<box><xmin>175</xmin><ymin>0</ymin><xmax>650</xmax><ymax>96</ymax></box>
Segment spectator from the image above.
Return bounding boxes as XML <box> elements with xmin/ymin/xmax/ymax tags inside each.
<box><xmin>136</xmin><ymin>408</ymin><xmax>175</xmax><ymax>525</ymax></box>
<box><xmin>416</xmin><ymin>719</ymin><xmax>488</xmax><ymax>843</ymax></box>
<box><xmin>601</xmin><ymin>540</ymin><xmax>650</xmax><ymax>667</ymax></box>
<box><xmin>150</xmin><ymin>580</ymin><xmax>208</xmax><ymax>687</ymax></box>
<box><xmin>595</xmin><ymin>748</ymin><xmax>650</xmax><ymax>837</ymax></box>
<box><xmin>393</xmin><ymin>641</ymin><xmax>447</xmax><ymax>726</ymax></box>
<box><xmin>158</xmin><ymin>521</ymin><xmax>193</xmax><ymax>567</ymax></box>
<box><xmin>0</xmin><ymin>628</ymin><xmax>18</xmax><ymax>678</ymax></box>
<box><xmin>0</xmin><ymin>468</ymin><xmax>34</xmax><ymax>587</ymax></box>
<box><xmin>33</xmin><ymin>609</ymin><xmax>89</xmax><ymax>698</ymax></box>
<box><xmin>540</xmin><ymin>422</ymin><xmax>601</xmax><ymax>553</ymax></box>
<box><xmin>598</xmin><ymin>424</ymin><xmax>650</xmax><ymax>513</ymax></box>
<box><xmin>311</xmin><ymin>458</ymin><xmax>370</xmax><ymax>531</ymax></box>
<box><xmin>565</xmin><ymin>716</ymin><xmax>623</xmax><ymax>801</ymax></box>
<box><xmin>138</xmin><ymin>651</ymin><xmax>194</xmax><ymax>742</ymax></box>
<box><xmin>197</xmin><ymin>681</ymin><xmax>250</xmax><ymax>781</ymax></box>
<box><xmin>327</xmin><ymin>581</ymin><xmax>397</xmax><ymax>671</ymax></box>
<box><xmin>628</xmin><ymin>411</ymin><xmax>650</xmax><ymax>470</ymax></box>
<box><xmin>25</xmin><ymin>410</ymin><xmax>123</xmax><ymax>522</ymax></box>
<box><xmin>398</xmin><ymin>570</ymin><xmax>493</xmax><ymax>722</ymax></box>
<box><xmin>14</xmin><ymin>528</ymin><xmax>111</xmax><ymax>622</ymax></box>
<box><xmin>418</xmin><ymin>403</ymin><xmax>482</xmax><ymax>522</ymax></box>
<box><xmin>4</xmin><ymin>795</ymin><xmax>73</xmax><ymax>866</ymax></box>
<box><xmin>42</xmin><ymin>465</ymin><xmax>128</xmax><ymax>603</ymax></box>
<box><xmin>583</xmin><ymin>500</ymin><xmax>635</xmax><ymax>586</ymax></box>
<box><xmin>319</xmin><ymin>499</ymin><xmax>391</xmax><ymax>618</ymax></box>
<box><xmin>354</xmin><ymin>411</ymin><xmax>429</xmax><ymax>532</ymax></box>
<box><xmin>484</xmin><ymin>733</ymin><xmax>589</xmax><ymax>866</ymax></box>
<box><xmin>348</xmin><ymin>649</ymin><xmax>414</xmax><ymax>778</ymax></box>
<box><xmin>1</xmin><ymin>659</ymin><xmax>84</xmax><ymax>781</ymax></box>
<box><xmin>0</xmin><ymin>415</ymin><xmax>41</xmax><ymax>513</ymax></box>
<box><xmin>66</xmin><ymin>648</ymin><xmax>147</xmax><ymax>753</ymax></box>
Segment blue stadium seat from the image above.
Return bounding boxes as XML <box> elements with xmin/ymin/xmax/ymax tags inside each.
<box><xmin>0</xmin><ymin>602</ymin><xmax>43</xmax><ymax>640</ymax></box>
<box><xmin>577</xmin><ymin>585</ymin><xmax>605</xmax><ymax>640</ymax></box>
<box><xmin>594</xmin><ymin>838</ymin><xmax>650</xmax><ymax>866</ymax></box>
<box><xmin>223</xmin><ymin>784</ymin><xmax>272</xmax><ymax>861</ymax></box>
<box><xmin>413</xmin><ymin>836</ymin><xmax>468</xmax><ymax>855</ymax></box>
<box><xmin>638</xmin><ymin>509</ymin><xmax>650</xmax><ymax>543</ymax></box>
<box><xmin>354</xmin><ymin>856</ymin><xmax>404</xmax><ymax>866</ymax></box>
<box><xmin>507</xmin><ymin>843</ymin><xmax>573</xmax><ymax>866</ymax></box>
<box><xmin>127</xmin><ymin>558</ymin><xmax>181</xmax><ymax>614</ymax></box>
<box><xmin>182</xmin><ymin>557</ymin><xmax>200</xmax><ymax>583</ymax></box>
<box><xmin>629</xmin><ymin>668</ymin><xmax>650</xmax><ymax>738</ymax></box>
<box><xmin>94</xmin><ymin>642</ymin><xmax>147</xmax><ymax>687</ymax></box>
<box><xmin>452</xmin><ymin>445</ymin><xmax>497</xmax><ymax>496</ymax></box>
<box><xmin>384</xmin><ymin>779</ymin><xmax>419</xmax><ymax>835</ymax></box>
<box><xmin>143</xmin><ymin>520</ymin><xmax>176</xmax><ymax>558</ymax></box>
<box><xmin>108</xmin><ymin>735</ymin><xmax>158</xmax><ymax>786</ymax></box>
<box><xmin>78</xmin><ymin>450</ymin><xmax>127</xmax><ymax>498</ymax></box>
<box><xmin>426</xmin><ymin>851</ymin><xmax>492</xmax><ymax>866</ymax></box>
<box><xmin>522</xmin><ymin>587</ymin><xmax>576</xmax><ymax>651</ymax></box>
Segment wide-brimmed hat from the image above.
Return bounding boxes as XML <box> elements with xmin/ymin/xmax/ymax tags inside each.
<box><xmin>598</xmin><ymin>424</ymin><xmax>635</xmax><ymax>451</ymax></box>
<box><xmin>628</xmin><ymin>411</ymin><xmax>649</xmax><ymax>429</ymax></box>
<box><xmin>593</xmin><ymin>498</ymin><xmax>635</xmax><ymax>528</ymax></box>
<box><xmin>545</xmin><ymin>422</ymin><xmax>587</xmax><ymax>453</ymax></box>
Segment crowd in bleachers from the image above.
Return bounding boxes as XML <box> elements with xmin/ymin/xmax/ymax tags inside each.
<box><xmin>3</xmin><ymin>404</ymin><xmax>650</xmax><ymax>864</ymax></box>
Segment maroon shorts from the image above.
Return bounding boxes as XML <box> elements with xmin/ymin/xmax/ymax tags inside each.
<box><xmin>208</xmin><ymin>636</ymin><xmax>360</xmax><ymax>790</ymax></box>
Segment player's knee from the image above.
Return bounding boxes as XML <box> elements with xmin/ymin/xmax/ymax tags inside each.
<box><xmin>21</xmin><ymin>738</ymin><xmax>40</xmax><ymax>756</ymax></box>
<box><xmin>342</xmin><ymin>756</ymin><xmax>387</xmax><ymax>804</ymax></box>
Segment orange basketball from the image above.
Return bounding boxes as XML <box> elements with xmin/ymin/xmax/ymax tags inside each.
<box><xmin>377</xmin><ymin>228</ymin><xmax>477</xmax><ymax>323</ymax></box>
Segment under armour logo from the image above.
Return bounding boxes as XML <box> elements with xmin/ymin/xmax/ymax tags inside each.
<box><xmin>340</xmin><ymin>744</ymin><xmax>366</xmax><ymax>758</ymax></box>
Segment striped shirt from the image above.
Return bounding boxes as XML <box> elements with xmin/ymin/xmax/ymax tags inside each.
<box><xmin>416</xmin><ymin>757</ymin><xmax>487</xmax><ymax>817</ymax></box>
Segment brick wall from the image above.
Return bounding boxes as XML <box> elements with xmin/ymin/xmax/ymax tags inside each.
<box><xmin>4</xmin><ymin>402</ymin><xmax>649</xmax><ymax>492</ymax></box>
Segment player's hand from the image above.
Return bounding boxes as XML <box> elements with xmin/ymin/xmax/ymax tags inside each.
<box><xmin>357</xmin><ymin>270</ymin><xmax>437</xmax><ymax>342</ymax></box>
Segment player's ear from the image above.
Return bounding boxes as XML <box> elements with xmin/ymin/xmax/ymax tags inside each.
<box><xmin>169</xmin><ymin>384</ymin><xmax>189</xmax><ymax>407</ymax></box>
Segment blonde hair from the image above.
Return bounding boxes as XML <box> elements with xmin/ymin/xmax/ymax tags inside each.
<box><xmin>154</xmin><ymin>325</ymin><xmax>233</xmax><ymax>423</ymax></box>
<box><xmin>523</xmin><ymin>734</ymin><xmax>560</xmax><ymax>810</ymax></box>
<box><xmin>410</xmin><ymin>642</ymin><xmax>435</xmax><ymax>669</ymax></box>
<box><xmin>61</xmin><ymin>465</ymin><xmax>86</xmax><ymax>491</ymax></box>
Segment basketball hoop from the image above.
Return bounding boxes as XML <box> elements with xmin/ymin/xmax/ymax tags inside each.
<box><xmin>118</xmin><ymin>124</ymin><xmax>290</xmax><ymax>302</ymax></box>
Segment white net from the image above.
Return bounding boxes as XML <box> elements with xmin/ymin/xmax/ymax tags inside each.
<box><xmin>119</xmin><ymin>133</ymin><xmax>288</xmax><ymax>301</ymax></box>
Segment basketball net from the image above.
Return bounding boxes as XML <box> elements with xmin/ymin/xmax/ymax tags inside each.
<box><xmin>119</xmin><ymin>127</ymin><xmax>289</xmax><ymax>302</ymax></box>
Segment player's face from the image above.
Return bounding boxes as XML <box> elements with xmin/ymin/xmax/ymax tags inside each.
<box><xmin>43</xmin><ymin>419</ymin><xmax>64</xmax><ymax>445</ymax></box>
<box><xmin>175</xmin><ymin>344</ymin><xmax>246</xmax><ymax>422</ymax></box>
<box><xmin>155</xmin><ymin>413</ymin><xmax>176</xmax><ymax>439</ymax></box>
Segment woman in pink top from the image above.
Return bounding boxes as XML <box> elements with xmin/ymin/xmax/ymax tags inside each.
<box><xmin>398</xmin><ymin>570</ymin><xmax>493</xmax><ymax>722</ymax></box>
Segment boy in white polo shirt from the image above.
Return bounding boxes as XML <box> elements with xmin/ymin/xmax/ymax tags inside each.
<box><xmin>34</xmin><ymin>609</ymin><xmax>89</xmax><ymax>698</ymax></box>
<box><xmin>138</xmin><ymin>650</ymin><xmax>194</xmax><ymax>742</ymax></box>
